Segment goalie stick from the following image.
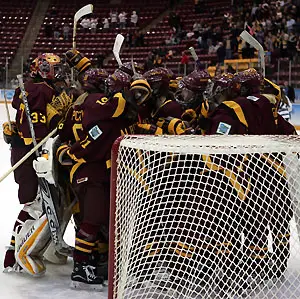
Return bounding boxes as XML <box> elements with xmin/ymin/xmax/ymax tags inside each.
<box><xmin>113</xmin><ymin>34</ymin><xmax>125</xmax><ymax>68</ymax></box>
<box><xmin>16</xmin><ymin>74</ymin><xmax>73</xmax><ymax>257</ymax></box>
<box><xmin>240</xmin><ymin>30</ymin><xmax>265</xmax><ymax>77</ymax></box>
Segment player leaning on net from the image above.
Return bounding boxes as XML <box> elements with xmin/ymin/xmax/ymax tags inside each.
<box><xmin>198</xmin><ymin>69</ymin><xmax>296</xmax><ymax>286</ymax></box>
<box><xmin>2</xmin><ymin>53</ymin><xmax>73</xmax><ymax>275</ymax></box>
<box><xmin>129</xmin><ymin>67</ymin><xmax>192</xmax><ymax>135</ymax></box>
<box><xmin>54</xmin><ymin>50</ymin><xmax>141</xmax><ymax>291</ymax></box>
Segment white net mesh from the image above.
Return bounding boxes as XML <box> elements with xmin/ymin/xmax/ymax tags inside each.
<box><xmin>111</xmin><ymin>135</ymin><xmax>300</xmax><ymax>299</ymax></box>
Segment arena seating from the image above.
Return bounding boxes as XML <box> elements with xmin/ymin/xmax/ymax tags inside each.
<box><xmin>0</xmin><ymin>0</ymin><xmax>37</xmax><ymax>68</ymax></box>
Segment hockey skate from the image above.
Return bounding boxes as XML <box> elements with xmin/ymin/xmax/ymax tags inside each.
<box><xmin>71</xmin><ymin>261</ymin><xmax>104</xmax><ymax>291</ymax></box>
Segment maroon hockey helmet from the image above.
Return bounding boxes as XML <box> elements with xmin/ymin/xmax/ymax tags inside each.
<box><xmin>179</xmin><ymin>70</ymin><xmax>211</xmax><ymax>94</ymax></box>
<box><xmin>232</xmin><ymin>68</ymin><xmax>263</xmax><ymax>96</ymax></box>
<box><xmin>119</xmin><ymin>61</ymin><xmax>144</xmax><ymax>77</ymax></box>
<box><xmin>205</xmin><ymin>72</ymin><xmax>235</xmax><ymax>101</ymax></box>
<box><xmin>175</xmin><ymin>70</ymin><xmax>211</xmax><ymax>109</ymax></box>
<box><xmin>80</xmin><ymin>68</ymin><xmax>108</xmax><ymax>93</ymax></box>
<box><xmin>143</xmin><ymin>67</ymin><xmax>171</xmax><ymax>96</ymax></box>
<box><xmin>106</xmin><ymin>70</ymin><xmax>131</xmax><ymax>95</ymax></box>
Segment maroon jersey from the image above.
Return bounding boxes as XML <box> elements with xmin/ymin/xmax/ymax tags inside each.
<box><xmin>138</xmin><ymin>97</ymin><xmax>183</xmax><ymax>124</ymax></box>
<box><xmin>206</xmin><ymin>94</ymin><xmax>296</xmax><ymax>135</ymax></box>
<box><xmin>12</xmin><ymin>81</ymin><xmax>59</xmax><ymax>145</ymax></box>
<box><xmin>58</xmin><ymin>92</ymin><xmax>136</xmax><ymax>183</ymax></box>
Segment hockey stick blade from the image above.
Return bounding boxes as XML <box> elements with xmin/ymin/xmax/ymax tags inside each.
<box><xmin>240</xmin><ymin>30</ymin><xmax>265</xmax><ymax>76</ymax></box>
<box><xmin>113</xmin><ymin>34</ymin><xmax>124</xmax><ymax>67</ymax></box>
<box><xmin>74</xmin><ymin>4</ymin><xmax>93</xmax><ymax>23</ymax></box>
<box><xmin>189</xmin><ymin>47</ymin><xmax>198</xmax><ymax>62</ymax></box>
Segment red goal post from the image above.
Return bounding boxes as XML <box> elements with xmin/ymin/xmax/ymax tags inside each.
<box><xmin>109</xmin><ymin>135</ymin><xmax>300</xmax><ymax>299</ymax></box>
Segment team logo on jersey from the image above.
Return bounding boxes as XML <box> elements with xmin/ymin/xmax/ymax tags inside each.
<box><xmin>216</xmin><ymin>122</ymin><xmax>231</xmax><ymax>135</ymax></box>
<box><xmin>89</xmin><ymin>125</ymin><xmax>102</xmax><ymax>140</ymax></box>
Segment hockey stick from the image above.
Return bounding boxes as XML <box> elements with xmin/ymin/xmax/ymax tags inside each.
<box><xmin>189</xmin><ymin>46</ymin><xmax>205</xmax><ymax>71</ymax></box>
<box><xmin>16</xmin><ymin>74</ymin><xmax>73</xmax><ymax>257</ymax></box>
<box><xmin>240</xmin><ymin>30</ymin><xmax>265</xmax><ymax>77</ymax></box>
<box><xmin>73</xmin><ymin>4</ymin><xmax>94</xmax><ymax>50</ymax></box>
<box><xmin>113</xmin><ymin>34</ymin><xmax>124</xmax><ymax>68</ymax></box>
<box><xmin>4</xmin><ymin>57</ymin><xmax>11</xmax><ymax>130</ymax></box>
<box><xmin>131</xmin><ymin>55</ymin><xmax>142</xmax><ymax>80</ymax></box>
<box><xmin>71</xmin><ymin>4</ymin><xmax>93</xmax><ymax>83</ymax></box>
<box><xmin>0</xmin><ymin>128</ymin><xmax>57</xmax><ymax>183</ymax></box>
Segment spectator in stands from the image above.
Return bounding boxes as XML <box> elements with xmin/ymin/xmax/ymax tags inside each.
<box><xmin>50</xmin><ymin>6</ymin><xmax>57</xmax><ymax>17</ymax></box>
<box><xmin>125</xmin><ymin>31</ymin><xmax>132</xmax><ymax>47</ymax></box>
<box><xmin>44</xmin><ymin>22</ymin><xmax>53</xmax><ymax>38</ymax></box>
<box><xmin>144</xmin><ymin>51</ymin><xmax>154</xmax><ymax>71</ymax></box>
<box><xmin>283</xmin><ymin>81</ymin><xmax>296</xmax><ymax>103</ymax></box>
<box><xmin>287</xmin><ymin>15</ymin><xmax>296</xmax><ymax>33</ymax></box>
<box><xmin>225</xmin><ymin>35</ymin><xmax>233</xmax><ymax>59</ymax></box>
<box><xmin>96</xmin><ymin>52</ymin><xmax>106</xmax><ymax>68</ymax></box>
<box><xmin>119</xmin><ymin>11</ymin><xmax>127</xmax><ymax>29</ymax></box>
<box><xmin>90</xmin><ymin>17</ymin><xmax>98</xmax><ymax>33</ymax></box>
<box><xmin>80</xmin><ymin>17</ymin><xmax>91</xmax><ymax>33</ymax></box>
<box><xmin>130</xmin><ymin>11</ymin><xmax>138</xmax><ymax>27</ymax></box>
<box><xmin>180</xmin><ymin>51</ymin><xmax>189</xmax><ymax>75</ymax></box>
<box><xmin>217</xmin><ymin>41</ymin><xmax>226</xmax><ymax>65</ymax></box>
<box><xmin>53</xmin><ymin>21</ymin><xmax>60</xmax><ymax>40</ymax></box>
<box><xmin>103</xmin><ymin>18</ymin><xmax>109</xmax><ymax>31</ymax></box>
<box><xmin>63</xmin><ymin>23</ymin><xmax>71</xmax><ymax>40</ymax></box>
<box><xmin>110</xmin><ymin>11</ymin><xmax>118</xmax><ymax>28</ymax></box>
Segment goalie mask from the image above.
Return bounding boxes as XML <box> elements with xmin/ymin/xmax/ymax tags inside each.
<box><xmin>143</xmin><ymin>67</ymin><xmax>170</xmax><ymax>96</ymax></box>
<box><xmin>106</xmin><ymin>70</ymin><xmax>131</xmax><ymax>96</ymax></box>
<box><xmin>80</xmin><ymin>68</ymin><xmax>108</xmax><ymax>93</ymax></box>
<box><xmin>34</xmin><ymin>53</ymin><xmax>64</xmax><ymax>81</ymax></box>
<box><xmin>175</xmin><ymin>70</ymin><xmax>211</xmax><ymax>109</ymax></box>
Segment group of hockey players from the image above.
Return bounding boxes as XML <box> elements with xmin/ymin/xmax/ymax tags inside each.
<box><xmin>1</xmin><ymin>44</ymin><xmax>296</xmax><ymax>292</ymax></box>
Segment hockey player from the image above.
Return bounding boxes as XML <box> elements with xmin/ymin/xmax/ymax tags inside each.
<box><xmin>201</xmin><ymin>69</ymin><xmax>296</xmax><ymax>288</ymax></box>
<box><xmin>2</xmin><ymin>53</ymin><xmax>72</xmax><ymax>275</ymax></box>
<box><xmin>128</xmin><ymin>67</ymin><xmax>192</xmax><ymax>135</ymax></box>
<box><xmin>106</xmin><ymin>69</ymin><xmax>131</xmax><ymax>97</ymax></box>
<box><xmin>56</xmin><ymin>66</ymin><xmax>139</xmax><ymax>291</ymax></box>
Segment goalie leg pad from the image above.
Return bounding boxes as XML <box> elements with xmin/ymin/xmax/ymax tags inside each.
<box><xmin>15</xmin><ymin>214</ymin><xmax>51</xmax><ymax>276</ymax></box>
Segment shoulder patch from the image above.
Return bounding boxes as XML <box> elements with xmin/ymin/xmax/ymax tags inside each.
<box><xmin>89</xmin><ymin>125</ymin><xmax>102</xmax><ymax>140</ymax></box>
<box><xmin>216</xmin><ymin>122</ymin><xmax>231</xmax><ymax>135</ymax></box>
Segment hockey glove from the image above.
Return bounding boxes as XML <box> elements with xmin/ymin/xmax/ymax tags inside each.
<box><xmin>56</xmin><ymin>144</ymin><xmax>73</xmax><ymax>166</ymax></box>
<box><xmin>156</xmin><ymin>117</ymin><xmax>191</xmax><ymax>135</ymax></box>
<box><xmin>65</xmin><ymin>49</ymin><xmax>91</xmax><ymax>73</ymax></box>
<box><xmin>135</xmin><ymin>123</ymin><xmax>163</xmax><ymax>135</ymax></box>
<box><xmin>50</xmin><ymin>90</ymin><xmax>73</xmax><ymax>116</ymax></box>
<box><xmin>2</xmin><ymin>121</ymin><xmax>18</xmax><ymax>144</ymax></box>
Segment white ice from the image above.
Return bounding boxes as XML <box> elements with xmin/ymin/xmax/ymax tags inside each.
<box><xmin>0</xmin><ymin>105</ymin><xmax>108</xmax><ymax>298</ymax></box>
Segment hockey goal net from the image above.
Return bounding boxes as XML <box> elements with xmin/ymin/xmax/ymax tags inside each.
<box><xmin>109</xmin><ymin>135</ymin><xmax>300</xmax><ymax>299</ymax></box>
